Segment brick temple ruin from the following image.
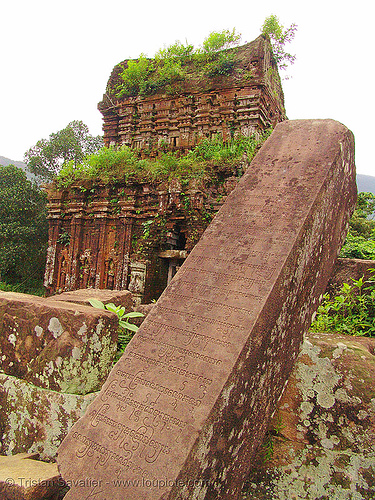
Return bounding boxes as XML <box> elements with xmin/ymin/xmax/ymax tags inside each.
<box><xmin>44</xmin><ymin>35</ymin><xmax>287</xmax><ymax>303</ymax></box>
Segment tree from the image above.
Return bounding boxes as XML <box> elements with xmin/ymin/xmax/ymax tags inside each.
<box><xmin>24</xmin><ymin>120</ymin><xmax>103</xmax><ymax>181</ymax></box>
<box><xmin>261</xmin><ymin>15</ymin><xmax>297</xmax><ymax>71</ymax></box>
<box><xmin>0</xmin><ymin>164</ymin><xmax>48</xmax><ymax>292</ymax></box>
<box><xmin>340</xmin><ymin>192</ymin><xmax>375</xmax><ymax>259</ymax></box>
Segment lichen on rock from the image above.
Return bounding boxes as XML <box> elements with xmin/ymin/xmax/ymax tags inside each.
<box><xmin>245</xmin><ymin>332</ymin><xmax>375</xmax><ymax>499</ymax></box>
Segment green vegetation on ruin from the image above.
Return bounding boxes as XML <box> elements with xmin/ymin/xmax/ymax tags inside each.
<box><xmin>88</xmin><ymin>298</ymin><xmax>144</xmax><ymax>360</ymax></box>
<box><xmin>57</xmin><ymin>129</ymin><xmax>272</xmax><ymax>188</ymax></box>
<box><xmin>109</xmin><ymin>19</ymin><xmax>296</xmax><ymax>99</ymax></box>
<box><xmin>113</xmin><ymin>29</ymin><xmax>246</xmax><ymax>99</ymax></box>
<box><xmin>311</xmin><ymin>269</ymin><xmax>375</xmax><ymax>337</ymax></box>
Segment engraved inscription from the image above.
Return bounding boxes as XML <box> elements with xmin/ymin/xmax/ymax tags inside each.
<box><xmin>88</xmin><ymin>404</ymin><xmax>171</xmax><ymax>464</ymax></box>
<box><xmin>176</xmin><ymin>266</ymin><xmax>271</xmax><ymax>290</ymax></box>
<box><xmin>71</xmin><ymin>431</ymin><xmax>151</xmax><ymax>475</ymax></box>
<box><xmin>124</xmin><ymin>350</ymin><xmax>214</xmax><ymax>386</ymax></box>
<box><xmin>188</xmin><ymin>255</ymin><xmax>277</xmax><ymax>280</ymax></box>
<box><xmin>116</xmin><ymin>369</ymin><xmax>202</xmax><ymax>408</ymax></box>
<box><xmin>100</xmin><ymin>381</ymin><xmax>187</xmax><ymax>430</ymax></box>
<box><xmin>57</xmin><ymin>119</ymin><xmax>355</xmax><ymax>500</ymax></box>
<box><xmin>145</xmin><ymin>319</ymin><xmax>233</xmax><ymax>348</ymax></box>
<box><xmin>171</xmin><ymin>279</ymin><xmax>264</xmax><ymax>305</ymax></box>
<box><xmin>135</xmin><ymin>334</ymin><xmax>223</xmax><ymax>366</ymax></box>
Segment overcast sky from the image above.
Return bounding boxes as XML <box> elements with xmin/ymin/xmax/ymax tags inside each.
<box><xmin>1</xmin><ymin>0</ymin><xmax>373</xmax><ymax>176</ymax></box>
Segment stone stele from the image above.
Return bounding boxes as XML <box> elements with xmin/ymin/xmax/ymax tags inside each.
<box><xmin>57</xmin><ymin>119</ymin><xmax>357</xmax><ymax>500</ymax></box>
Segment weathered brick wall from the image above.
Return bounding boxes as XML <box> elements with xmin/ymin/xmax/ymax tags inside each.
<box><xmin>99</xmin><ymin>35</ymin><xmax>286</xmax><ymax>151</ymax></box>
<box><xmin>44</xmin><ymin>177</ymin><xmax>237</xmax><ymax>301</ymax></box>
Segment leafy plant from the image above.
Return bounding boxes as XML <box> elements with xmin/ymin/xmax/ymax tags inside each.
<box><xmin>201</xmin><ymin>28</ymin><xmax>241</xmax><ymax>55</ymax></box>
<box><xmin>340</xmin><ymin>192</ymin><xmax>375</xmax><ymax>259</ymax></box>
<box><xmin>262</xmin><ymin>432</ymin><xmax>274</xmax><ymax>462</ymax></box>
<box><xmin>88</xmin><ymin>298</ymin><xmax>143</xmax><ymax>332</ymax></box>
<box><xmin>142</xmin><ymin>220</ymin><xmax>153</xmax><ymax>239</ymax></box>
<box><xmin>57</xmin><ymin>230</ymin><xmax>71</xmax><ymax>246</ymax></box>
<box><xmin>155</xmin><ymin>40</ymin><xmax>194</xmax><ymax>63</ymax></box>
<box><xmin>261</xmin><ymin>15</ymin><xmax>297</xmax><ymax>72</ymax></box>
<box><xmin>261</xmin><ymin>414</ymin><xmax>285</xmax><ymax>462</ymax></box>
<box><xmin>88</xmin><ymin>298</ymin><xmax>144</xmax><ymax>357</ymax></box>
<box><xmin>117</xmin><ymin>54</ymin><xmax>154</xmax><ymax>97</ymax></box>
<box><xmin>339</xmin><ymin>232</ymin><xmax>375</xmax><ymax>260</ymax></box>
<box><xmin>311</xmin><ymin>269</ymin><xmax>375</xmax><ymax>336</ymax></box>
<box><xmin>115</xmin><ymin>29</ymin><xmax>242</xmax><ymax>99</ymax></box>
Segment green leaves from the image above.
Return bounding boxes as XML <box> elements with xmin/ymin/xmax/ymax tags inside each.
<box><xmin>88</xmin><ymin>298</ymin><xmax>144</xmax><ymax>354</ymax></box>
<box><xmin>311</xmin><ymin>269</ymin><xmax>375</xmax><ymax>337</ymax></box>
<box><xmin>261</xmin><ymin>15</ymin><xmax>297</xmax><ymax>71</ymax></box>
<box><xmin>340</xmin><ymin>192</ymin><xmax>375</xmax><ymax>259</ymax></box>
<box><xmin>57</xmin><ymin>130</ymin><xmax>272</xmax><ymax>188</ymax></box>
<box><xmin>118</xmin><ymin>55</ymin><xmax>154</xmax><ymax>97</ymax></box>
<box><xmin>155</xmin><ymin>41</ymin><xmax>194</xmax><ymax>62</ymax></box>
<box><xmin>116</xmin><ymin>29</ymin><xmax>242</xmax><ymax>99</ymax></box>
<box><xmin>202</xmin><ymin>29</ymin><xmax>241</xmax><ymax>55</ymax></box>
<box><xmin>87</xmin><ymin>298</ymin><xmax>106</xmax><ymax>310</ymax></box>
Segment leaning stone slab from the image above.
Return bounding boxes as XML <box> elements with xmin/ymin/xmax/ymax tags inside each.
<box><xmin>245</xmin><ymin>332</ymin><xmax>375</xmax><ymax>499</ymax></box>
<box><xmin>0</xmin><ymin>373</ymin><xmax>98</xmax><ymax>460</ymax></box>
<box><xmin>49</xmin><ymin>288</ymin><xmax>133</xmax><ymax>311</ymax></box>
<box><xmin>0</xmin><ymin>292</ymin><xmax>118</xmax><ymax>394</ymax></box>
<box><xmin>58</xmin><ymin>119</ymin><xmax>356</xmax><ymax>499</ymax></box>
<box><xmin>0</xmin><ymin>453</ymin><xmax>62</xmax><ymax>500</ymax></box>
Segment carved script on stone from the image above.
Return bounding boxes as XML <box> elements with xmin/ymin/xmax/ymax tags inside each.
<box><xmin>58</xmin><ymin>120</ymin><xmax>356</xmax><ymax>499</ymax></box>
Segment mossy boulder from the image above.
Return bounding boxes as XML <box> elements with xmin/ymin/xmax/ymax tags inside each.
<box><xmin>245</xmin><ymin>332</ymin><xmax>375</xmax><ymax>499</ymax></box>
<box><xmin>0</xmin><ymin>292</ymin><xmax>118</xmax><ymax>394</ymax></box>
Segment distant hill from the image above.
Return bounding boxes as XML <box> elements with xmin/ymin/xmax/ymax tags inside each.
<box><xmin>0</xmin><ymin>156</ymin><xmax>36</xmax><ymax>181</ymax></box>
<box><xmin>357</xmin><ymin>174</ymin><xmax>375</xmax><ymax>195</ymax></box>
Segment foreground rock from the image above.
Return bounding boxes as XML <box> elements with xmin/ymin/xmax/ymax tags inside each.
<box><xmin>57</xmin><ymin>119</ymin><xmax>356</xmax><ymax>499</ymax></box>
<box><xmin>0</xmin><ymin>453</ymin><xmax>63</xmax><ymax>500</ymax></box>
<box><xmin>0</xmin><ymin>292</ymin><xmax>118</xmax><ymax>394</ymax></box>
<box><xmin>245</xmin><ymin>332</ymin><xmax>375</xmax><ymax>499</ymax></box>
<box><xmin>0</xmin><ymin>374</ymin><xmax>98</xmax><ymax>460</ymax></box>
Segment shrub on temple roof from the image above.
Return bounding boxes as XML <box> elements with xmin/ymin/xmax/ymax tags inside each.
<box><xmin>201</xmin><ymin>29</ymin><xmax>242</xmax><ymax>56</ymax></box>
<box><xmin>155</xmin><ymin>40</ymin><xmax>195</xmax><ymax>63</ymax></box>
<box><xmin>116</xmin><ymin>29</ymin><xmax>243</xmax><ymax>98</ymax></box>
<box><xmin>57</xmin><ymin>130</ymin><xmax>272</xmax><ymax>188</ymax></box>
<box><xmin>118</xmin><ymin>54</ymin><xmax>155</xmax><ymax>97</ymax></box>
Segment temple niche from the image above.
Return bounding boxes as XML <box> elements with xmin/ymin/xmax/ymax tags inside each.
<box><xmin>44</xmin><ymin>35</ymin><xmax>287</xmax><ymax>304</ymax></box>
